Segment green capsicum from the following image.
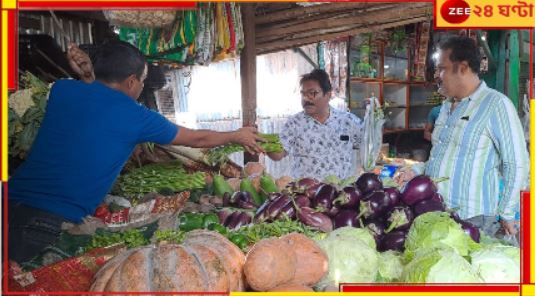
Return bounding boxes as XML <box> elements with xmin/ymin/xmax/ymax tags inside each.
<box><xmin>202</xmin><ymin>213</ymin><xmax>220</xmax><ymax>229</ymax></box>
<box><xmin>178</xmin><ymin>213</ymin><xmax>204</xmax><ymax>231</ymax></box>
<box><xmin>207</xmin><ymin>223</ymin><xmax>228</xmax><ymax>235</ymax></box>
<box><xmin>229</xmin><ymin>233</ymin><xmax>249</xmax><ymax>250</ymax></box>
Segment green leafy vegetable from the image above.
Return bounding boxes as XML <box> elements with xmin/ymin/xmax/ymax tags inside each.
<box><xmin>377</xmin><ymin>250</ymin><xmax>404</xmax><ymax>282</ymax></box>
<box><xmin>402</xmin><ymin>247</ymin><xmax>483</xmax><ymax>283</ymax></box>
<box><xmin>404</xmin><ymin>212</ymin><xmax>480</xmax><ymax>261</ymax></box>
<box><xmin>470</xmin><ymin>245</ymin><xmax>520</xmax><ymax>283</ymax></box>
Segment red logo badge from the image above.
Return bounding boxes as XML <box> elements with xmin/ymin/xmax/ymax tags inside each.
<box><xmin>441</xmin><ymin>0</ymin><xmax>471</xmax><ymax>24</ymax></box>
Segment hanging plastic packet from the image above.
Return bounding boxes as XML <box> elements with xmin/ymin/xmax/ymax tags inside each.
<box><xmin>379</xmin><ymin>164</ymin><xmax>399</xmax><ymax>180</ymax></box>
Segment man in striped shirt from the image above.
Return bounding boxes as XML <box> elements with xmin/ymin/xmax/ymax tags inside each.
<box><xmin>408</xmin><ymin>36</ymin><xmax>529</xmax><ymax>237</ymax></box>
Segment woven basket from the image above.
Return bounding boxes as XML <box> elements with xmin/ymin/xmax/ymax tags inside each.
<box><xmin>104</xmin><ymin>10</ymin><xmax>177</xmax><ymax>28</ymax></box>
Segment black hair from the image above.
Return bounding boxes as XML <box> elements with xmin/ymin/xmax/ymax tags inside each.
<box><xmin>300</xmin><ymin>69</ymin><xmax>332</xmax><ymax>94</ymax></box>
<box><xmin>439</xmin><ymin>36</ymin><xmax>481</xmax><ymax>74</ymax></box>
<box><xmin>93</xmin><ymin>41</ymin><xmax>146</xmax><ymax>83</ymax></box>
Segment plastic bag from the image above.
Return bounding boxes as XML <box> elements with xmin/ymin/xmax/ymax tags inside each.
<box><xmin>521</xmin><ymin>94</ymin><xmax>529</xmax><ymax>142</ymax></box>
<box><xmin>360</xmin><ymin>97</ymin><xmax>385</xmax><ymax>171</ymax></box>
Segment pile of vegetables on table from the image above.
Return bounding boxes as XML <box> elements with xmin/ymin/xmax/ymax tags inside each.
<box><xmin>9</xmin><ymin>139</ymin><xmax>521</xmax><ymax>292</ymax></box>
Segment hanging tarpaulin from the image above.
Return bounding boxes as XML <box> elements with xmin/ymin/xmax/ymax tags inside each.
<box><xmin>360</xmin><ymin>97</ymin><xmax>385</xmax><ymax>171</ymax></box>
<box><xmin>118</xmin><ymin>4</ymin><xmax>244</xmax><ymax>65</ymax></box>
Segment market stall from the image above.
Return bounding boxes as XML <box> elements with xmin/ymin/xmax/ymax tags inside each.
<box><xmin>8</xmin><ymin>3</ymin><xmax>529</xmax><ymax>293</ymax></box>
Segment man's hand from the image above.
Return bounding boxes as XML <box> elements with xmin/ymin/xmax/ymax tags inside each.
<box><xmin>232</xmin><ymin>127</ymin><xmax>265</xmax><ymax>155</ymax></box>
<box><xmin>67</xmin><ymin>43</ymin><xmax>95</xmax><ymax>83</ymax></box>
<box><xmin>500</xmin><ymin>219</ymin><xmax>518</xmax><ymax>236</ymax></box>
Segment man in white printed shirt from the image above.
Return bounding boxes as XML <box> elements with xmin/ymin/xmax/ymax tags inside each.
<box><xmin>267</xmin><ymin>69</ymin><xmax>363</xmax><ymax>181</ymax></box>
<box><xmin>399</xmin><ymin>36</ymin><xmax>529</xmax><ymax>237</ymax></box>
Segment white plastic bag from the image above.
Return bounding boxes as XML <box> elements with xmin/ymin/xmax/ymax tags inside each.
<box><xmin>360</xmin><ymin>97</ymin><xmax>385</xmax><ymax>171</ymax></box>
<box><xmin>521</xmin><ymin>94</ymin><xmax>529</xmax><ymax>142</ymax></box>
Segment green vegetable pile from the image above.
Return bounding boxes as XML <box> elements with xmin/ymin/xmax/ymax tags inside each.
<box><xmin>207</xmin><ymin>133</ymin><xmax>284</xmax><ymax>165</ymax></box>
<box><xmin>233</xmin><ymin>218</ymin><xmax>324</xmax><ymax>249</ymax></box>
<box><xmin>176</xmin><ymin>211</ymin><xmax>322</xmax><ymax>251</ymax></box>
<box><xmin>153</xmin><ymin>229</ymin><xmax>186</xmax><ymax>244</ymax></box>
<box><xmin>8</xmin><ymin>72</ymin><xmax>50</xmax><ymax>160</ymax></box>
<box><xmin>114</xmin><ymin>161</ymin><xmax>205</xmax><ymax>203</ymax></box>
<box><xmin>83</xmin><ymin>229</ymin><xmax>149</xmax><ymax>252</ymax></box>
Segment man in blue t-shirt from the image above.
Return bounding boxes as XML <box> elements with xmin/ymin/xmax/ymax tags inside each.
<box><xmin>8</xmin><ymin>41</ymin><xmax>264</xmax><ymax>264</ymax></box>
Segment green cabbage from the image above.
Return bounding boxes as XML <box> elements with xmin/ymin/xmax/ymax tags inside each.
<box><xmin>377</xmin><ymin>251</ymin><xmax>404</xmax><ymax>282</ymax></box>
<box><xmin>405</xmin><ymin>212</ymin><xmax>480</xmax><ymax>261</ymax></box>
<box><xmin>402</xmin><ymin>247</ymin><xmax>483</xmax><ymax>283</ymax></box>
<box><xmin>470</xmin><ymin>245</ymin><xmax>520</xmax><ymax>283</ymax></box>
<box><xmin>326</xmin><ymin>226</ymin><xmax>376</xmax><ymax>249</ymax></box>
<box><xmin>316</xmin><ymin>231</ymin><xmax>379</xmax><ymax>288</ymax></box>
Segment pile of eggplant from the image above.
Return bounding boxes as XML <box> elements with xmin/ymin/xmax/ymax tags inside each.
<box><xmin>221</xmin><ymin>173</ymin><xmax>481</xmax><ymax>253</ymax></box>
<box><xmin>216</xmin><ymin>191</ymin><xmax>256</xmax><ymax>230</ymax></box>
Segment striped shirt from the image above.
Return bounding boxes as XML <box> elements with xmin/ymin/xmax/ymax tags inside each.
<box><xmin>424</xmin><ymin>81</ymin><xmax>529</xmax><ymax>220</ymax></box>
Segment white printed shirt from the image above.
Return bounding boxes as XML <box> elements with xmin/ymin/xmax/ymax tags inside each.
<box><xmin>280</xmin><ymin>107</ymin><xmax>363</xmax><ymax>180</ymax></box>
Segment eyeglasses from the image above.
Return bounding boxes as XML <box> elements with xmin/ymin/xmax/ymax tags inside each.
<box><xmin>300</xmin><ymin>90</ymin><xmax>322</xmax><ymax>99</ymax></box>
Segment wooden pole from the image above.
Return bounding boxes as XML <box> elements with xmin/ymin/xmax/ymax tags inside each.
<box><xmin>240</xmin><ymin>3</ymin><xmax>258</xmax><ymax>163</ymax></box>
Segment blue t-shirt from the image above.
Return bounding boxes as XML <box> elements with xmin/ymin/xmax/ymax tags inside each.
<box><xmin>427</xmin><ymin>105</ymin><xmax>442</xmax><ymax>125</ymax></box>
<box><xmin>8</xmin><ymin>80</ymin><xmax>178</xmax><ymax>222</ymax></box>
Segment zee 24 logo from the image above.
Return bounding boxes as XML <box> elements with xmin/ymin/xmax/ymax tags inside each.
<box><xmin>441</xmin><ymin>0</ymin><xmax>534</xmax><ymax>24</ymax></box>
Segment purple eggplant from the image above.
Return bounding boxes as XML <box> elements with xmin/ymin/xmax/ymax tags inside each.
<box><xmin>267</xmin><ymin>192</ymin><xmax>283</xmax><ymax>201</ymax></box>
<box><xmin>232</xmin><ymin>212</ymin><xmax>252</xmax><ymax>230</ymax></box>
<box><xmin>450</xmin><ymin>211</ymin><xmax>463</xmax><ymax>223</ymax></box>
<box><xmin>217</xmin><ymin>208</ymin><xmax>234</xmax><ymax>224</ymax></box>
<box><xmin>254</xmin><ymin>199</ymin><xmax>272</xmax><ymax>222</ymax></box>
<box><xmin>294</xmin><ymin>194</ymin><xmax>311</xmax><ymax>208</ymax></box>
<box><xmin>222</xmin><ymin>192</ymin><xmax>231</xmax><ymax>207</ymax></box>
<box><xmin>430</xmin><ymin>192</ymin><xmax>444</xmax><ymax>204</ymax></box>
<box><xmin>356</xmin><ymin>173</ymin><xmax>383</xmax><ymax>195</ymax></box>
<box><xmin>385</xmin><ymin>206</ymin><xmax>414</xmax><ymax>233</ymax></box>
<box><xmin>359</xmin><ymin>191</ymin><xmax>391</xmax><ymax>220</ymax></box>
<box><xmin>326</xmin><ymin>206</ymin><xmax>341</xmax><ymax>217</ymax></box>
<box><xmin>333</xmin><ymin>209</ymin><xmax>359</xmax><ymax>229</ymax></box>
<box><xmin>378</xmin><ymin>230</ymin><xmax>407</xmax><ymax>252</ymax></box>
<box><xmin>276</xmin><ymin>202</ymin><xmax>297</xmax><ymax>220</ymax></box>
<box><xmin>266</xmin><ymin>194</ymin><xmax>292</xmax><ymax>220</ymax></box>
<box><xmin>292</xmin><ymin>178</ymin><xmax>320</xmax><ymax>195</ymax></box>
<box><xmin>312</xmin><ymin>184</ymin><xmax>337</xmax><ymax>213</ymax></box>
<box><xmin>401</xmin><ymin>175</ymin><xmax>438</xmax><ymax>206</ymax></box>
<box><xmin>333</xmin><ymin>186</ymin><xmax>362</xmax><ymax>209</ymax></box>
<box><xmin>224</xmin><ymin>211</ymin><xmax>241</xmax><ymax>229</ymax></box>
<box><xmin>366</xmin><ymin>218</ymin><xmax>386</xmax><ymax>238</ymax></box>
<box><xmin>366</xmin><ymin>218</ymin><xmax>386</xmax><ymax>245</ymax></box>
<box><xmin>459</xmin><ymin>220</ymin><xmax>481</xmax><ymax>243</ymax></box>
<box><xmin>297</xmin><ymin>207</ymin><xmax>333</xmax><ymax>232</ymax></box>
<box><xmin>384</xmin><ymin>187</ymin><xmax>402</xmax><ymax>208</ymax></box>
<box><xmin>364</xmin><ymin>214</ymin><xmax>387</xmax><ymax>225</ymax></box>
<box><xmin>231</xmin><ymin>191</ymin><xmax>257</xmax><ymax>209</ymax></box>
<box><xmin>412</xmin><ymin>198</ymin><xmax>446</xmax><ymax>217</ymax></box>
<box><xmin>305</xmin><ymin>183</ymin><xmax>323</xmax><ymax>199</ymax></box>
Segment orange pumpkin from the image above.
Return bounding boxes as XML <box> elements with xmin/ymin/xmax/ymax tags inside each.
<box><xmin>90</xmin><ymin>230</ymin><xmax>246</xmax><ymax>293</ymax></box>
